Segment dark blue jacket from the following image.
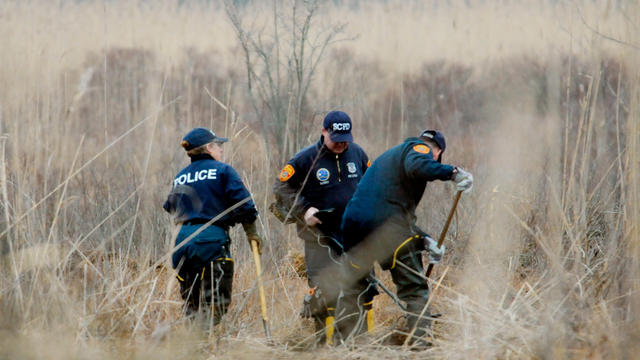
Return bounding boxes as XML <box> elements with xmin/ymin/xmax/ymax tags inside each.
<box><xmin>341</xmin><ymin>137</ymin><xmax>454</xmax><ymax>251</ymax></box>
<box><xmin>163</xmin><ymin>154</ymin><xmax>258</xmax><ymax>228</ymax></box>
<box><xmin>275</xmin><ymin>136</ymin><xmax>369</xmax><ymax>238</ymax></box>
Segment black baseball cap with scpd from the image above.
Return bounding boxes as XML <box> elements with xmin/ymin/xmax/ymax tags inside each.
<box><xmin>419</xmin><ymin>129</ymin><xmax>446</xmax><ymax>162</ymax></box>
<box><xmin>182</xmin><ymin>127</ymin><xmax>228</xmax><ymax>150</ymax></box>
<box><xmin>323</xmin><ymin>111</ymin><xmax>353</xmax><ymax>143</ymax></box>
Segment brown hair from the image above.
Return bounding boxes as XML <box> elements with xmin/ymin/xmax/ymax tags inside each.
<box><xmin>182</xmin><ymin>141</ymin><xmax>210</xmax><ymax>157</ymax></box>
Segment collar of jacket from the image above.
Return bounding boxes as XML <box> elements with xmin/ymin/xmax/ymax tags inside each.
<box><xmin>404</xmin><ymin>136</ymin><xmax>425</xmax><ymax>144</ymax></box>
<box><xmin>189</xmin><ymin>153</ymin><xmax>215</xmax><ymax>163</ymax></box>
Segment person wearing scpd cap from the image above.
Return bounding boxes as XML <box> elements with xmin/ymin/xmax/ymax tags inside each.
<box><xmin>333</xmin><ymin>129</ymin><xmax>473</xmax><ymax>347</ymax></box>
<box><xmin>163</xmin><ymin>127</ymin><xmax>262</xmax><ymax>324</ymax></box>
<box><xmin>272</xmin><ymin>110</ymin><xmax>375</xmax><ymax>345</ymax></box>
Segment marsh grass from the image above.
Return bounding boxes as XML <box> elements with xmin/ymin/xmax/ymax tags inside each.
<box><xmin>1</xmin><ymin>1</ymin><xmax>638</xmax><ymax>359</ymax></box>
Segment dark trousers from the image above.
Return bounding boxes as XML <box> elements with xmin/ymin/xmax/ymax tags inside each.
<box><xmin>176</xmin><ymin>258</ymin><xmax>234</xmax><ymax>324</ymax></box>
<box><xmin>338</xmin><ymin>219</ymin><xmax>431</xmax><ymax>343</ymax></box>
<box><xmin>299</xmin><ymin>225</ymin><xmax>378</xmax><ymax>343</ymax></box>
<box><xmin>298</xmin><ymin>225</ymin><xmax>343</xmax><ymax>342</ymax></box>
<box><xmin>173</xmin><ymin>224</ymin><xmax>234</xmax><ymax>324</ymax></box>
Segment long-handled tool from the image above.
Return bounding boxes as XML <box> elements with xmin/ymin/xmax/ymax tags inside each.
<box><xmin>400</xmin><ymin>191</ymin><xmax>462</xmax><ymax>348</ymax></box>
<box><xmin>425</xmin><ymin>190</ymin><xmax>462</xmax><ymax>278</ymax></box>
<box><xmin>367</xmin><ymin>274</ymin><xmax>407</xmax><ymax>312</ymax></box>
<box><xmin>251</xmin><ymin>240</ymin><xmax>272</xmax><ymax>341</ymax></box>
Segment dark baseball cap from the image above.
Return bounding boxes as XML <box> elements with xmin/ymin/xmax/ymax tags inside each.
<box><xmin>419</xmin><ymin>129</ymin><xmax>446</xmax><ymax>162</ymax></box>
<box><xmin>323</xmin><ymin>111</ymin><xmax>353</xmax><ymax>143</ymax></box>
<box><xmin>182</xmin><ymin>127</ymin><xmax>228</xmax><ymax>150</ymax></box>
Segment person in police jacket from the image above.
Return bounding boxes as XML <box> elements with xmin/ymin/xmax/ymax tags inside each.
<box><xmin>338</xmin><ymin>129</ymin><xmax>473</xmax><ymax>347</ymax></box>
<box><xmin>163</xmin><ymin>127</ymin><xmax>262</xmax><ymax>324</ymax></box>
<box><xmin>273</xmin><ymin>111</ymin><xmax>375</xmax><ymax>345</ymax></box>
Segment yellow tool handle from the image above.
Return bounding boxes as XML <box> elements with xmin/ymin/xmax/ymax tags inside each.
<box><xmin>251</xmin><ymin>240</ymin><xmax>269</xmax><ymax>322</ymax></box>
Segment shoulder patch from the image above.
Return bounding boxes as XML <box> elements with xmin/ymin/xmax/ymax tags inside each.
<box><xmin>412</xmin><ymin>144</ymin><xmax>430</xmax><ymax>154</ymax></box>
<box><xmin>279</xmin><ymin>164</ymin><xmax>295</xmax><ymax>182</ymax></box>
<box><xmin>367</xmin><ymin>160</ymin><xmax>372</xmax><ymax>167</ymax></box>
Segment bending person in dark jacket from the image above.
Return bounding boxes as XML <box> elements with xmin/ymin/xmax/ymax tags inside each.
<box><xmin>273</xmin><ymin>111</ymin><xmax>375</xmax><ymax>345</ymax></box>
<box><xmin>338</xmin><ymin>129</ymin><xmax>473</xmax><ymax>346</ymax></box>
<box><xmin>163</xmin><ymin>127</ymin><xmax>262</xmax><ymax>325</ymax></box>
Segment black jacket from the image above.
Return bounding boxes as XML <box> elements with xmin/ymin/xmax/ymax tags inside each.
<box><xmin>274</xmin><ymin>136</ymin><xmax>369</xmax><ymax>238</ymax></box>
<box><xmin>341</xmin><ymin>137</ymin><xmax>455</xmax><ymax>251</ymax></box>
<box><xmin>163</xmin><ymin>154</ymin><xmax>258</xmax><ymax>228</ymax></box>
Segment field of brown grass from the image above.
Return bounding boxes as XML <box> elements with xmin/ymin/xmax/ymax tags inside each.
<box><xmin>1</xmin><ymin>0</ymin><xmax>639</xmax><ymax>358</ymax></box>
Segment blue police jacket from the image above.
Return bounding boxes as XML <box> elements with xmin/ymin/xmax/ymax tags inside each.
<box><xmin>163</xmin><ymin>154</ymin><xmax>258</xmax><ymax>228</ymax></box>
<box><xmin>276</xmin><ymin>136</ymin><xmax>369</xmax><ymax>237</ymax></box>
<box><xmin>341</xmin><ymin>137</ymin><xmax>455</xmax><ymax>251</ymax></box>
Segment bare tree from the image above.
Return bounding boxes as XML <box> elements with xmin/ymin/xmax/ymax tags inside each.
<box><xmin>224</xmin><ymin>0</ymin><xmax>348</xmax><ymax>162</ymax></box>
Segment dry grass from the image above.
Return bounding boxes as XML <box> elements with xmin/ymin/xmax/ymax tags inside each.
<box><xmin>1</xmin><ymin>0</ymin><xmax>639</xmax><ymax>359</ymax></box>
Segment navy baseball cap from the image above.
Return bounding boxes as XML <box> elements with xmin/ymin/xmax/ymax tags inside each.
<box><xmin>182</xmin><ymin>127</ymin><xmax>228</xmax><ymax>150</ymax></box>
<box><xmin>419</xmin><ymin>129</ymin><xmax>446</xmax><ymax>162</ymax></box>
<box><xmin>323</xmin><ymin>111</ymin><xmax>353</xmax><ymax>143</ymax></box>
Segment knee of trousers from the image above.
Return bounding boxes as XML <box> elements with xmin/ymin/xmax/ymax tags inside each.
<box><xmin>176</xmin><ymin>267</ymin><xmax>200</xmax><ymax>302</ymax></box>
<box><xmin>310</xmin><ymin>293</ymin><xmax>334</xmax><ymax>318</ymax></box>
<box><xmin>210</xmin><ymin>259</ymin><xmax>234</xmax><ymax>310</ymax></box>
<box><xmin>178</xmin><ymin>258</ymin><xmax>234</xmax><ymax>310</ymax></box>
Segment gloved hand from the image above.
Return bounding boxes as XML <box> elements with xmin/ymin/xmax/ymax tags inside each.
<box><xmin>300</xmin><ymin>287</ymin><xmax>326</xmax><ymax>318</ymax></box>
<box><xmin>248</xmin><ymin>233</ymin><xmax>262</xmax><ymax>254</ymax></box>
<box><xmin>304</xmin><ymin>207</ymin><xmax>322</xmax><ymax>226</ymax></box>
<box><xmin>243</xmin><ymin>222</ymin><xmax>263</xmax><ymax>254</ymax></box>
<box><xmin>424</xmin><ymin>235</ymin><xmax>446</xmax><ymax>264</ymax></box>
<box><xmin>300</xmin><ymin>292</ymin><xmax>313</xmax><ymax>318</ymax></box>
<box><xmin>453</xmin><ymin>167</ymin><xmax>474</xmax><ymax>193</ymax></box>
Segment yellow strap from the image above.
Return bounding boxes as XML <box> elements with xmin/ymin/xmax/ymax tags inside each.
<box><xmin>174</xmin><ymin>256</ymin><xmax>233</xmax><ymax>282</ymax></box>
<box><xmin>391</xmin><ymin>235</ymin><xmax>420</xmax><ymax>269</ymax></box>
<box><xmin>325</xmin><ymin>316</ymin><xmax>335</xmax><ymax>345</ymax></box>
<box><xmin>363</xmin><ymin>300</ymin><xmax>373</xmax><ymax>306</ymax></box>
<box><xmin>366</xmin><ymin>309</ymin><xmax>374</xmax><ymax>333</ymax></box>
<box><xmin>201</xmin><ymin>267</ymin><xmax>206</xmax><ymax>280</ymax></box>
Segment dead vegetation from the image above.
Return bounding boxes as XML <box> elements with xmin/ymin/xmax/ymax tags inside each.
<box><xmin>1</xmin><ymin>0</ymin><xmax>639</xmax><ymax>359</ymax></box>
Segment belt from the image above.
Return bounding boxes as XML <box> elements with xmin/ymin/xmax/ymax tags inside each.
<box><xmin>181</xmin><ymin>219</ymin><xmax>210</xmax><ymax>225</ymax></box>
<box><xmin>181</xmin><ymin>219</ymin><xmax>232</xmax><ymax>232</ymax></box>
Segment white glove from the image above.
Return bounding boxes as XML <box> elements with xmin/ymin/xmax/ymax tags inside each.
<box><xmin>424</xmin><ymin>235</ymin><xmax>445</xmax><ymax>264</ymax></box>
<box><xmin>304</xmin><ymin>207</ymin><xmax>322</xmax><ymax>226</ymax></box>
<box><xmin>453</xmin><ymin>167</ymin><xmax>473</xmax><ymax>193</ymax></box>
